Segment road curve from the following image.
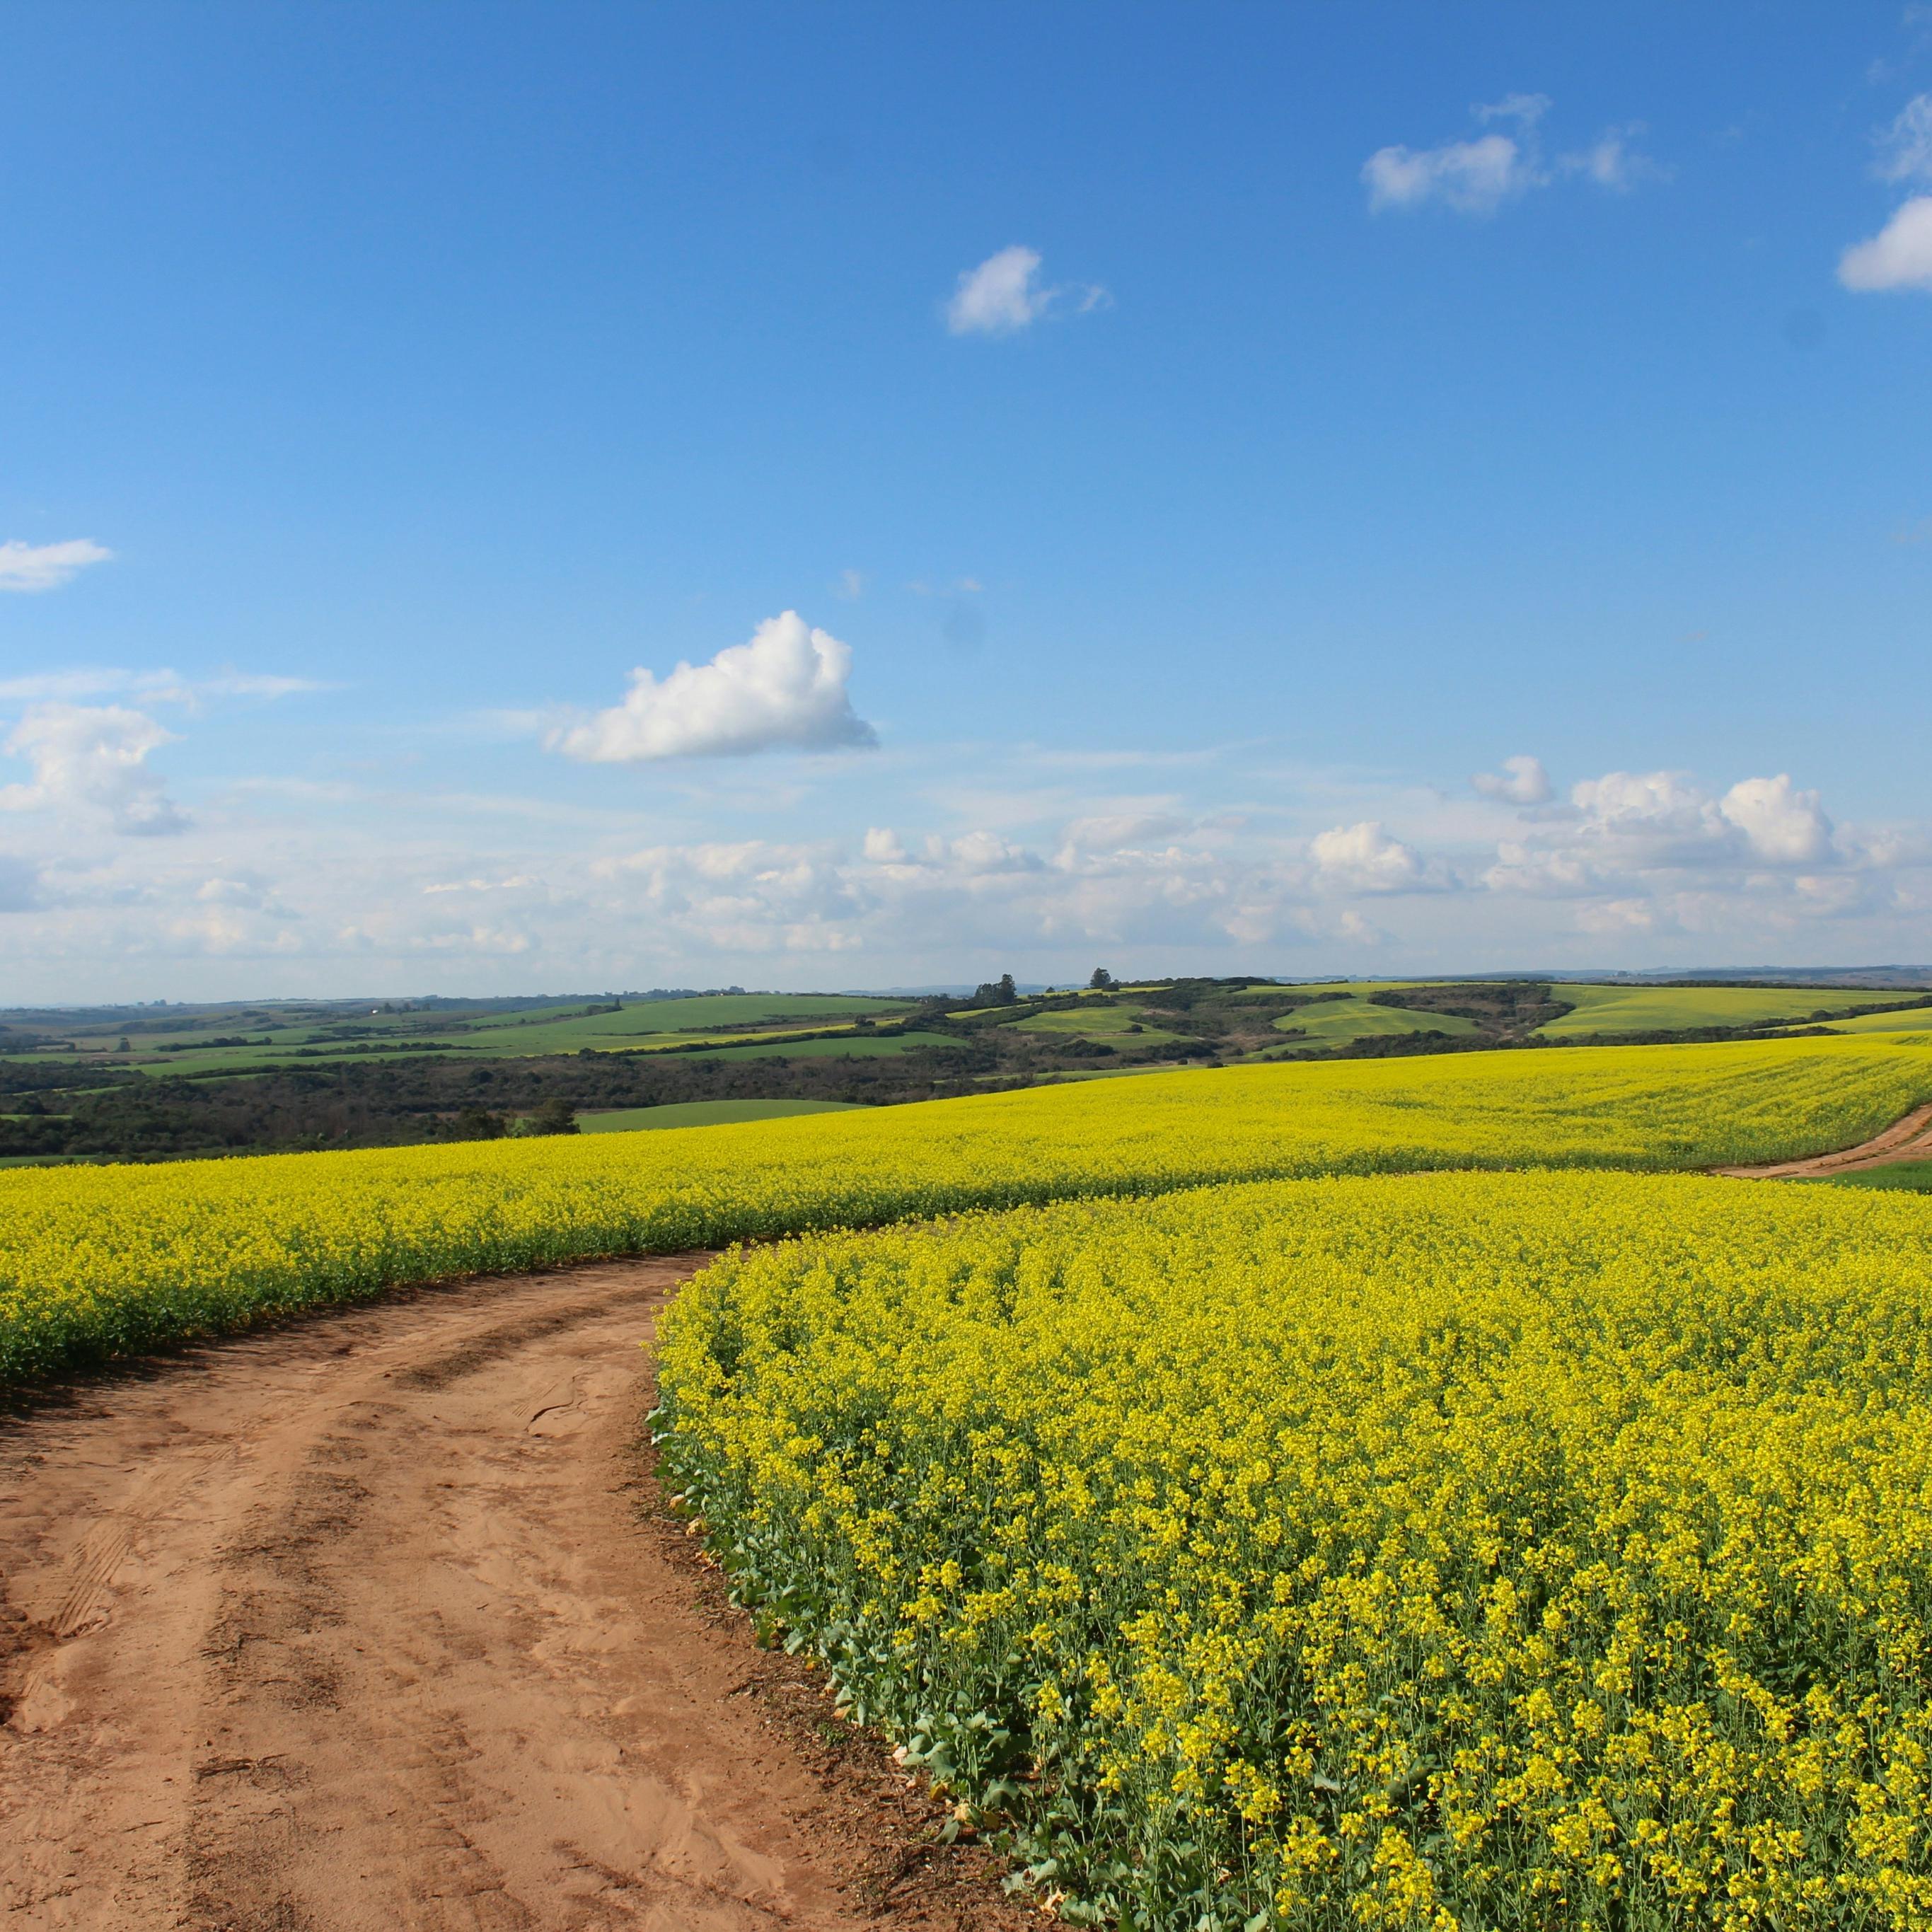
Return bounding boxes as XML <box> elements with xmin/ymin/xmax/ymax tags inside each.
<box><xmin>1714</xmin><ymin>1100</ymin><xmax>1932</xmax><ymax>1179</ymax></box>
<box><xmin>1</xmin><ymin>1259</ymin><xmax>1016</xmax><ymax>1932</ymax></box>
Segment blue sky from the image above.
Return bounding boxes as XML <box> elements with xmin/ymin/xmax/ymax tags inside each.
<box><xmin>4</xmin><ymin>1</ymin><xmax>1931</xmax><ymax>998</ymax></box>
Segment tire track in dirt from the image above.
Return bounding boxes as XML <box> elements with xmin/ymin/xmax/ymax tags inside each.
<box><xmin>0</xmin><ymin>1259</ymin><xmax>1024</xmax><ymax>1931</ymax></box>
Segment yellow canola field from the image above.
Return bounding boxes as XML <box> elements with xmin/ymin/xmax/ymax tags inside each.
<box><xmin>656</xmin><ymin>1169</ymin><xmax>1932</xmax><ymax>1932</ymax></box>
<box><xmin>1</xmin><ymin>1035</ymin><xmax>1926</xmax><ymax>1385</ymax></box>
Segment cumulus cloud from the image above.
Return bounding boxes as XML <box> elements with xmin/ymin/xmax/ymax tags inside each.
<box><xmin>1309</xmin><ymin>821</ymin><xmax>1443</xmax><ymax>893</ymax></box>
<box><xmin>0</xmin><ymin>705</ymin><xmax>190</xmax><ymax>835</ymax></box>
<box><xmin>0</xmin><ymin>538</ymin><xmax>112</xmax><ymax>593</ymax></box>
<box><xmin>1568</xmin><ymin>770</ymin><xmax>1729</xmax><ymax>862</ymax></box>
<box><xmin>1551</xmin><ymin>769</ymin><xmax>1832</xmax><ymax>869</ymax></box>
<box><xmin>1364</xmin><ymin>96</ymin><xmax>1662</xmax><ymax>214</ymax></box>
<box><xmin>1472</xmin><ymin>754</ymin><xmax>1553</xmax><ymax>805</ymax></box>
<box><xmin>1471</xmin><ymin>764</ymin><xmax>1876</xmax><ymax>948</ymax></box>
<box><xmin>1481</xmin><ymin>843</ymin><xmax>1598</xmax><ymax>897</ymax></box>
<box><xmin>1718</xmin><ymin>773</ymin><xmax>1833</xmax><ymax>864</ymax></box>
<box><xmin>944</xmin><ymin>246</ymin><xmax>1109</xmax><ymax>335</ymax></box>
<box><xmin>548</xmin><ymin>612</ymin><xmax>878</xmax><ymax>763</ymax></box>
<box><xmin>1839</xmin><ymin>195</ymin><xmax>1932</xmax><ymax>291</ymax></box>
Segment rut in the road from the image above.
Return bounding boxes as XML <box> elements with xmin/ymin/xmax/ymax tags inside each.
<box><xmin>0</xmin><ymin>1259</ymin><xmax>1026</xmax><ymax>1932</ymax></box>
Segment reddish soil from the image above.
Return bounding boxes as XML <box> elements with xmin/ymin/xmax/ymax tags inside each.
<box><xmin>0</xmin><ymin>1259</ymin><xmax>1029</xmax><ymax>1931</ymax></box>
<box><xmin>1714</xmin><ymin>1100</ymin><xmax>1932</xmax><ymax>1179</ymax></box>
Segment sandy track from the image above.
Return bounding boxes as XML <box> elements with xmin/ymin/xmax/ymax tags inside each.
<box><xmin>0</xmin><ymin>1259</ymin><xmax>1020</xmax><ymax>1932</ymax></box>
<box><xmin>1715</xmin><ymin>1101</ymin><xmax>1932</xmax><ymax>1179</ymax></box>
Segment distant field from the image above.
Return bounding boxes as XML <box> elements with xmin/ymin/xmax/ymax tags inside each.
<box><xmin>1537</xmin><ymin>983</ymin><xmax>1908</xmax><ymax>1037</ymax></box>
<box><xmin>454</xmin><ymin>993</ymin><xmax>912</xmax><ymax>1055</ymax></box>
<box><xmin>1</xmin><ymin>991</ymin><xmax>921</xmax><ymax>1079</ymax></box>
<box><xmin>578</xmin><ymin>1099</ymin><xmax>867</xmax><ymax>1133</ymax></box>
<box><xmin>688</xmin><ymin>1030</ymin><xmax>964</xmax><ymax>1063</ymax></box>
<box><xmin>1816</xmin><ymin>1005</ymin><xmax>1932</xmax><ymax>1036</ymax></box>
<box><xmin>1269</xmin><ymin>991</ymin><xmax>1479</xmax><ymax>1046</ymax></box>
<box><xmin>1012</xmin><ymin>1005</ymin><xmax>1188</xmax><ymax>1044</ymax></box>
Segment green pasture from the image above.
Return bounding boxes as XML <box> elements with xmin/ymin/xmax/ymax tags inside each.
<box><xmin>1269</xmin><ymin>993</ymin><xmax>1479</xmax><ymax>1047</ymax></box>
<box><xmin>457</xmin><ymin>991</ymin><xmax>911</xmax><ymax>1053</ymax></box>
<box><xmin>0</xmin><ymin>991</ymin><xmax>922</xmax><ymax>1080</ymax></box>
<box><xmin>684</xmin><ymin>1030</ymin><xmax>965</xmax><ymax>1063</ymax></box>
<box><xmin>1233</xmin><ymin>980</ymin><xmax>1401</xmax><ymax>998</ymax></box>
<box><xmin>1537</xmin><ymin>983</ymin><xmax>1908</xmax><ymax>1039</ymax></box>
<box><xmin>1011</xmin><ymin>1005</ymin><xmax>1188</xmax><ymax>1044</ymax></box>
<box><xmin>1816</xmin><ymin>1004</ymin><xmax>1932</xmax><ymax>1036</ymax></box>
<box><xmin>577</xmin><ymin>1099</ymin><xmax>867</xmax><ymax>1133</ymax></box>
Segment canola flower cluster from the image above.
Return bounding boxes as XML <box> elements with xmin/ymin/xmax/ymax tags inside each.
<box><xmin>656</xmin><ymin>1169</ymin><xmax>1932</xmax><ymax>1932</ymax></box>
<box><xmin>1</xmin><ymin>1036</ymin><xmax>1926</xmax><ymax>1386</ymax></box>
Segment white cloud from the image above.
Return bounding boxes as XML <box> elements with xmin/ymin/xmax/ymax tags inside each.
<box><xmin>1568</xmin><ymin>769</ymin><xmax>1730</xmax><ymax>861</ymax></box>
<box><xmin>548</xmin><ymin>612</ymin><xmax>878</xmax><ymax>763</ymax></box>
<box><xmin>1309</xmin><ymin>821</ymin><xmax>1442</xmax><ymax>893</ymax></box>
<box><xmin>1839</xmin><ymin>195</ymin><xmax>1932</xmax><ymax>291</ymax></box>
<box><xmin>834</xmin><ymin>569</ymin><xmax>866</xmax><ymax>600</ymax></box>
<box><xmin>944</xmin><ymin>246</ymin><xmax>1109</xmax><ymax>335</ymax></box>
<box><xmin>1475</xmin><ymin>767</ymin><xmax>1866</xmax><ymax>934</ymax></box>
<box><xmin>4</xmin><ymin>729</ymin><xmax>1928</xmax><ymax>998</ymax></box>
<box><xmin>1718</xmin><ymin>773</ymin><xmax>1833</xmax><ymax>864</ymax></box>
<box><xmin>1363</xmin><ymin>131</ymin><xmax>1538</xmax><ymax>215</ymax></box>
<box><xmin>0</xmin><ymin>704</ymin><xmax>190</xmax><ymax>835</ymax></box>
<box><xmin>1364</xmin><ymin>96</ymin><xmax>1662</xmax><ymax>215</ymax></box>
<box><xmin>1472</xmin><ymin>754</ymin><xmax>1553</xmax><ymax>805</ymax></box>
<box><xmin>1876</xmin><ymin>94</ymin><xmax>1932</xmax><ymax>183</ymax></box>
<box><xmin>0</xmin><ymin>538</ymin><xmax>112</xmax><ymax>593</ymax></box>
<box><xmin>1481</xmin><ymin>842</ymin><xmax>1598</xmax><ymax>896</ymax></box>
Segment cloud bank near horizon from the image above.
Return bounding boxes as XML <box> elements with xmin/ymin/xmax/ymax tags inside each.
<box><xmin>4</xmin><ymin>667</ymin><xmax>1929</xmax><ymax>998</ymax></box>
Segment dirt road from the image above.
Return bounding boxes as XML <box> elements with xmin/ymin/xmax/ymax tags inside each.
<box><xmin>0</xmin><ymin>1259</ymin><xmax>1019</xmax><ymax>1932</ymax></box>
<box><xmin>1714</xmin><ymin>1100</ymin><xmax>1932</xmax><ymax>1179</ymax></box>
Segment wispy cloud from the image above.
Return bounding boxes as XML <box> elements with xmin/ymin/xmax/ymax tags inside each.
<box><xmin>0</xmin><ymin>667</ymin><xmax>328</xmax><ymax>706</ymax></box>
<box><xmin>944</xmin><ymin>246</ymin><xmax>1109</xmax><ymax>335</ymax></box>
<box><xmin>1363</xmin><ymin>96</ymin><xmax>1665</xmax><ymax>215</ymax></box>
<box><xmin>1558</xmin><ymin>125</ymin><xmax>1671</xmax><ymax>192</ymax></box>
<box><xmin>0</xmin><ymin>538</ymin><xmax>112</xmax><ymax>594</ymax></box>
<box><xmin>1876</xmin><ymin>93</ymin><xmax>1932</xmax><ymax>183</ymax></box>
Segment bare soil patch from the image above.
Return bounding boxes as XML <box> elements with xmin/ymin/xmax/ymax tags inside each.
<box><xmin>0</xmin><ymin>1259</ymin><xmax>1027</xmax><ymax>1931</ymax></box>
